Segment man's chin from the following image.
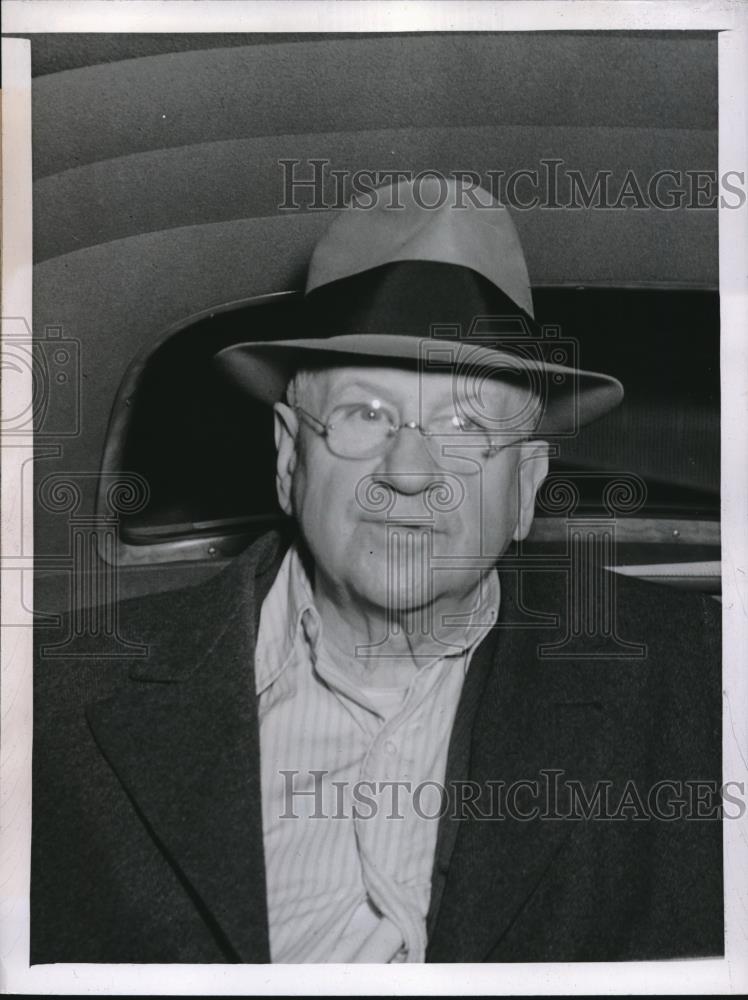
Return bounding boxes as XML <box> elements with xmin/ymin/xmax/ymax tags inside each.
<box><xmin>349</xmin><ymin>573</ymin><xmax>442</xmax><ymax>618</ymax></box>
<box><xmin>348</xmin><ymin>538</ymin><xmax>483</xmax><ymax>609</ymax></box>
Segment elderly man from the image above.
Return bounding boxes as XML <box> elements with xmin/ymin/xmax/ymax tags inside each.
<box><xmin>32</xmin><ymin>180</ymin><xmax>722</xmax><ymax>964</ymax></box>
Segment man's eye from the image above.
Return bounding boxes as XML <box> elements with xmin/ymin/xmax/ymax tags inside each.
<box><xmin>360</xmin><ymin>407</ymin><xmax>383</xmax><ymax>422</ymax></box>
<box><xmin>451</xmin><ymin>415</ymin><xmax>483</xmax><ymax>431</ymax></box>
<box><xmin>350</xmin><ymin>404</ymin><xmax>387</xmax><ymax>423</ymax></box>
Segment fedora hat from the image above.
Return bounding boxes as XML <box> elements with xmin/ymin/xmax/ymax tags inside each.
<box><xmin>214</xmin><ymin>177</ymin><xmax>623</xmax><ymax>434</ymax></box>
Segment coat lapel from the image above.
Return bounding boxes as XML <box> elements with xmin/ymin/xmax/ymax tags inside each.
<box><xmin>86</xmin><ymin>531</ymin><xmax>286</xmax><ymax>962</ymax></box>
<box><xmin>85</xmin><ymin>530</ymin><xmax>607</xmax><ymax>964</ymax></box>
<box><xmin>426</xmin><ymin>617</ymin><xmax>499</xmax><ymax>940</ymax></box>
<box><xmin>426</xmin><ymin>567</ymin><xmax>607</xmax><ymax>962</ymax></box>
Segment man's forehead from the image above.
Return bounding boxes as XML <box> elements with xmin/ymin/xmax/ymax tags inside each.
<box><xmin>310</xmin><ymin>364</ymin><xmax>533</xmax><ymax>408</ymax></box>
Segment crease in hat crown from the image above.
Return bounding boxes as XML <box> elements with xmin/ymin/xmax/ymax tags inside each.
<box><xmin>305</xmin><ymin>176</ymin><xmax>534</xmax><ymax>317</ymax></box>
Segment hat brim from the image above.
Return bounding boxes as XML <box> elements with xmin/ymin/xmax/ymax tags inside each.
<box><xmin>214</xmin><ymin>333</ymin><xmax>623</xmax><ymax>435</ymax></box>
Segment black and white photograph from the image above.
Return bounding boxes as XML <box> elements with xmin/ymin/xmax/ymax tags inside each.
<box><xmin>1</xmin><ymin>1</ymin><xmax>747</xmax><ymax>995</ymax></box>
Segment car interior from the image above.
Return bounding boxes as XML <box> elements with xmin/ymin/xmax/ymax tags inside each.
<box><xmin>27</xmin><ymin>30</ymin><xmax>720</xmax><ymax>618</ymax></box>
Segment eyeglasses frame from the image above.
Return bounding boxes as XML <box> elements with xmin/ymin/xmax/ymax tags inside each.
<box><xmin>292</xmin><ymin>403</ymin><xmax>529</xmax><ymax>465</ymax></box>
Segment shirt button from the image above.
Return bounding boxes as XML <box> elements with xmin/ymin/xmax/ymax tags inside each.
<box><xmin>384</xmin><ymin>740</ymin><xmax>397</xmax><ymax>755</ymax></box>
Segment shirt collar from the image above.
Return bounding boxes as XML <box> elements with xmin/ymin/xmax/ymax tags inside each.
<box><xmin>254</xmin><ymin>543</ymin><xmax>320</xmax><ymax>695</ymax></box>
<box><xmin>254</xmin><ymin>540</ymin><xmax>500</xmax><ymax>694</ymax></box>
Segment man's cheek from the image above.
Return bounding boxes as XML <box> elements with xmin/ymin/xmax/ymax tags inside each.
<box><xmin>292</xmin><ymin>459</ymin><xmax>325</xmax><ymax>518</ymax></box>
<box><xmin>471</xmin><ymin>502</ymin><xmax>513</xmax><ymax>558</ymax></box>
<box><xmin>439</xmin><ymin>490</ymin><xmax>485</xmax><ymax>556</ymax></box>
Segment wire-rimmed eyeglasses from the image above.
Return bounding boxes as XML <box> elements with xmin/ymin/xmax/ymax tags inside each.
<box><xmin>294</xmin><ymin>399</ymin><xmax>528</xmax><ymax>474</ymax></box>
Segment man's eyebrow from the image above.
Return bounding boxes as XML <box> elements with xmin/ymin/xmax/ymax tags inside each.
<box><xmin>331</xmin><ymin>378</ymin><xmax>401</xmax><ymax>400</ymax></box>
<box><xmin>331</xmin><ymin>379</ymin><xmax>490</xmax><ymax>415</ymax></box>
<box><xmin>332</xmin><ymin>379</ymin><xmax>468</xmax><ymax>415</ymax></box>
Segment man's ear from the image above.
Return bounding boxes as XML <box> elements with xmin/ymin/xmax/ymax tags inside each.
<box><xmin>512</xmin><ymin>439</ymin><xmax>549</xmax><ymax>542</ymax></box>
<box><xmin>273</xmin><ymin>402</ymin><xmax>299</xmax><ymax>517</ymax></box>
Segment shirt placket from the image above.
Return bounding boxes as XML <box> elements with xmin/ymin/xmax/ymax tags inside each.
<box><xmin>351</xmin><ymin>660</ymin><xmax>453</xmax><ymax>962</ymax></box>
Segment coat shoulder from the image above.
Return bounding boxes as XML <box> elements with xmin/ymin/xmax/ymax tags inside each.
<box><xmin>34</xmin><ymin>529</ymin><xmax>288</xmax><ymax>711</ymax></box>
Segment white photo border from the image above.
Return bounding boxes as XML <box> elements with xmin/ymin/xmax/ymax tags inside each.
<box><xmin>2</xmin><ymin>1</ymin><xmax>746</xmax><ymax>995</ymax></box>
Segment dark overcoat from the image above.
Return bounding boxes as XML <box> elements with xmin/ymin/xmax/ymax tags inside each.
<box><xmin>31</xmin><ymin>530</ymin><xmax>723</xmax><ymax>963</ymax></box>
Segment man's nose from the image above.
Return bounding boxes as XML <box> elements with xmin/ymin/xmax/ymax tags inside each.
<box><xmin>375</xmin><ymin>424</ymin><xmax>446</xmax><ymax>495</ymax></box>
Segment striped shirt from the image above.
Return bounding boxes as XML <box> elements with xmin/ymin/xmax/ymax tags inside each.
<box><xmin>255</xmin><ymin>542</ymin><xmax>499</xmax><ymax>963</ymax></box>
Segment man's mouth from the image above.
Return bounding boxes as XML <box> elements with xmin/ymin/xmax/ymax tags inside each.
<box><xmin>362</xmin><ymin>517</ymin><xmax>445</xmax><ymax>532</ymax></box>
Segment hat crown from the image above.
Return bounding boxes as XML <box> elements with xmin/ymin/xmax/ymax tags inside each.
<box><xmin>306</xmin><ymin>177</ymin><xmax>534</xmax><ymax>319</ymax></box>
<box><xmin>213</xmin><ymin>175</ymin><xmax>624</xmax><ymax>431</ymax></box>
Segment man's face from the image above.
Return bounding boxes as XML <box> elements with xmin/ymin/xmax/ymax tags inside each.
<box><xmin>274</xmin><ymin>365</ymin><xmax>548</xmax><ymax>613</ymax></box>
